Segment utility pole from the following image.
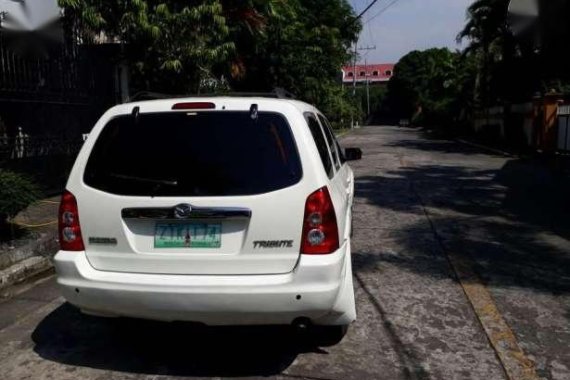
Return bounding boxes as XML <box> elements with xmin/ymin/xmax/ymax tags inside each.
<box><xmin>352</xmin><ymin>40</ymin><xmax>358</xmax><ymax>97</ymax></box>
<box><xmin>357</xmin><ymin>45</ymin><xmax>376</xmax><ymax>121</ymax></box>
<box><xmin>365</xmin><ymin>58</ymin><xmax>370</xmax><ymax>115</ymax></box>
<box><xmin>350</xmin><ymin>38</ymin><xmax>358</xmax><ymax>129</ymax></box>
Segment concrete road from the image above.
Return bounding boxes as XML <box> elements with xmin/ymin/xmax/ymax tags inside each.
<box><xmin>1</xmin><ymin>126</ymin><xmax>569</xmax><ymax>380</ymax></box>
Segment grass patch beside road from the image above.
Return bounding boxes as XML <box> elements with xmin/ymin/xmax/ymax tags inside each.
<box><xmin>335</xmin><ymin>129</ymin><xmax>352</xmax><ymax>138</ymax></box>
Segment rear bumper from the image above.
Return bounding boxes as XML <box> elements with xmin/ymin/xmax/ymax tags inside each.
<box><xmin>54</xmin><ymin>243</ymin><xmax>356</xmax><ymax>326</ymax></box>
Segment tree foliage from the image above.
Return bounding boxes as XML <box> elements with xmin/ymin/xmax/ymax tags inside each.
<box><xmin>376</xmin><ymin>0</ymin><xmax>570</xmax><ymax>133</ymax></box>
<box><xmin>386</xmin><ymin>48</ymin><xmax>476</xmax><ymax>129</ymax></box>
<box><xmin>455</xmin><ymin>0</ymin><xmax>570</xmax><ymax>103</ymax></box>
<box><xmin>228</xmin><ymin>1</ymin><xmax>358</xmax><ymax>94</ymax></box>
<box><xmin>59</xmin><ymin>0</ymin><xmax>361</xmax><ymax>127</ymax></box>
<box><xmin>59</xmin><ymin>0</ymin><xmax>236</xmax><ymax>93</ymax></box>
<box><xmin>233</xmin><ymin>0</ymin><xmax>360</xmax><ymax>126</ymax></box>
<box><xmin>456</xmin><ymin>0</ymin><xmax>537</xmax><ymax>104</ymax></box>
<box><xmin>0</xmin><ymin>170</ymin><xmax>40</xmax><ymax>225</ymax></box>
<box><xmin>457</xmin><ymin>0</ymin><xmax>511</xmax><ymax>58</ymax></box>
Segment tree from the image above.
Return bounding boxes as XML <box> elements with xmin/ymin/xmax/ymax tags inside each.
<box><xmin>0</xmin><ymin>170</ymin><xmax>40</xmax><ymax>229</ymax></box>
<box><xmin>386</xmin><ymin>48</ymin><xmax>476</xmax><ymax>130</ymax></box>
<box><xmin>223</xmin><ymin>0</ymin><xmax>361</xmax><ymax>127</ymax></box>
<box><xmin>457</xmin><ymin>0</ymin><xmax>540</xmax><ymax>103</ymax></box>
<box><xmin>59</xmin><ymin>0</ymin><xmax>242</xmax><ymax>93</ymax></box>
<box><xmin>227</xmin><ymin>1</ymin><xmax>359</xmax><ymax>93</ymax></box>
<box><xmin>59</xmin><ymin>0</ymin><xmax>361</xmax><ymax>127</ymax></box>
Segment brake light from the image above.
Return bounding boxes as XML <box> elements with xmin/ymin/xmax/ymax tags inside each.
<box><xmin>58</xmin><ymin>190</ymin><xmax>85</xmax><ymax>251</ymax></box>
<box><xmin>300</xmin><ymin>187</ymin><xmax>339</xmax><ymax>255</ymax></box>
<box><xmin>171</xmin><ymin>102</ymin><xmax>215</xmax><ymax>110</ymax></box>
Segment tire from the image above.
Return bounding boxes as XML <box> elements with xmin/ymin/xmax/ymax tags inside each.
<box><xmin>312</xmin><ymin>324</ymin><xmax>349</xmax><ymax>346</ymax></box>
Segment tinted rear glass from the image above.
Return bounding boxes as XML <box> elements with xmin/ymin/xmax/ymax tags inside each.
<box><xmin>318</xmin><ymin>114</ymin><xmax>341</xmax><ymax>171</ymax></box>
<box><xmin>84</xmin><ymin>111</ymin><xmax>302</xmax><ymax>196</ymax></box>
<box><xmin>305</xmin><ymin>113</ymin><xmax>334</xmax><ymax>178</ymax></box>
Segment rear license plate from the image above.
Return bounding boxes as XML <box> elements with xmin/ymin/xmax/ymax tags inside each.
<box><xmin>154</xmin><ymin>223</ymin><xmax>221</xmax><ymax>248</ymax></box>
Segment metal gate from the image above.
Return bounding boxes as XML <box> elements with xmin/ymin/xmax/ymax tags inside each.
<box><xmin>558</xmin><ymin>105</ymin><xmax>570</xmax><ymax>152</ymax></box>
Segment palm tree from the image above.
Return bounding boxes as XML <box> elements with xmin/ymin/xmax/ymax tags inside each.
<box><xmin>457</xmin><ymin>0</ymin><xmax>537</xmax><ymax>105</ymax></box>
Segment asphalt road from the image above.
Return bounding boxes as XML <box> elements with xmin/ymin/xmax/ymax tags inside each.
<box><xmin>1</xmin><ymin>126</ymin><xmax>569</xmax><ymax>380</ymax></box>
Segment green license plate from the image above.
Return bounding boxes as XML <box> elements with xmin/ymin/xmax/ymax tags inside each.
<box><xmin>154</xmin><ymin>223</ymin><xmax>221</xmax><ymax>248</ymax></box>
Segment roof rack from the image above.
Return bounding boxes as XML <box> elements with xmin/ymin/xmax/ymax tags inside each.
<box><xmin>127</xmin><ymin>88</ymin><xmax>296</xmax><ymax>102</ymax></box>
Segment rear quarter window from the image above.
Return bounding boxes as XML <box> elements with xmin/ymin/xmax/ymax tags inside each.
<box><xmin>83</xmin><ymin>111</ymin><xmax>302</xmax><ymax>196</ymax></box>
<box><xmin>317</xmin><ymin>114</ymin><xmax>341</xmax><ymax>171</ymax></box>
<box><xmin>305</xmin><ymin>113</ymin><xmax>334</xmax><ymax>178</ymax></box>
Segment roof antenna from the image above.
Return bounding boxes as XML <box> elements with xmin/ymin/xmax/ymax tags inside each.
<box><xmin>250</xmin><ymin>104</ymin><xmax>258</xmax><ymax>121</ymax></box>
<box><xmin>131</xmin><ymin>106</ymin><xmax>140</xmax><ymax>124</ymax></box>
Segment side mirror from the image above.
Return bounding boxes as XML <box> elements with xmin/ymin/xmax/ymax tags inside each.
<box><xmin>344</xmin><ymin>147</ymin><xmax>362</xmax><ymax>161</ymax></box>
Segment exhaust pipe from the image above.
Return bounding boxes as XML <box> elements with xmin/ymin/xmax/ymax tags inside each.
<box><xmin>292</xmin><ymin>317</ymin><xmax>312</xmax><ymax>332</ymax></box>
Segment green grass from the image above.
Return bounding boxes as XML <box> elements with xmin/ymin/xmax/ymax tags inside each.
<box><xmin>334</xmin><ymin>129</ymin><xmax>352</xmax><ymax>138</ymax></box>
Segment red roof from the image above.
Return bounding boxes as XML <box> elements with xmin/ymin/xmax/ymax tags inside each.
<box><xmin>342</xmin><ymin>63</ymin><xmax>395</xmax><ymax>83</ymax></box>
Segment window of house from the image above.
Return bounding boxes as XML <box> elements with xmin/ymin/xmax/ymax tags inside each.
<box><xmin>386</xmin><ymin>70</ymin><xmax>393</xmax><ymax>76</ymax></box>
<box><xmin>373</xmin><ymin>71</ymin><xmax>379</xmax><ymax>76</ymax></box>
<box><xmin>360</xmin><ymin>71</ymin><xmax>366</xmax><ymax>77</ymax></box>
<box><xmin>347</xmin><ymin>72</ymin><xmax>354</xmax><ymax>77</ymax></box>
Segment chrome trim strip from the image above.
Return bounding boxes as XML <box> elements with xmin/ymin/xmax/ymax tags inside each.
<box><xmin>122</xmin><ymin>205</ymin><xmax>251</xmax><ymax>220</ymax></box>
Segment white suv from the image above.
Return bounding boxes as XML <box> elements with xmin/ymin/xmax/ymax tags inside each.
<box><xmin>54</xmin><ymin>95</ymin><xmax>362</xmax><ymax>340</ymax></box>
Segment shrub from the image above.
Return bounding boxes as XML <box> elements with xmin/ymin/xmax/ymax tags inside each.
<box><xmin>0</xmin><ymin>170</ymin><xmax>41</xmax><ymax>224</ymax></box>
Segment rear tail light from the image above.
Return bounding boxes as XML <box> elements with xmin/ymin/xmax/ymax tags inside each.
<box><xmin>300</xmin><ymin>187</ymin><xmax>339</xmax><ymax>255</ymax></box>
<box><xmin>58</xmin><ymin>190</ymin><xmax>85</xmax><ymax>251</ymax></box>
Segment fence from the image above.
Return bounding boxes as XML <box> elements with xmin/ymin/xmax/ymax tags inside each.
<box><xmin>473</xmin><ymin>106</ymin><xmax>506</xmax><ymax>139</ymax></box>
<box><xmin>509</xmin><ymin>102</ymin><xmax>535</xmax><ymax>148</ymax></box>
<box><xmin>0</xmin><ymin>128</ymin><xmax>85</xmax><ymax>161</ymax></box>
<box><xmin>0</xmin><ymin>127</ymin><xmax>86</xmax><ymax>192</ymax></box>
<box><xmin>0</xmin><ymin>27</ymin><xmax>94</xmax><ymax>103</ymax></box>
<box><xmin>471</xmin><ymin>96</ymin><xmax>570</xmax><ymax>153</ymax></box>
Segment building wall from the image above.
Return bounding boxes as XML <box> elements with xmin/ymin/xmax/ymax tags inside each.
<box><xmin>342</xmin><ymin>63</ymin><xmax>395</xmax><ymax>85</ymax></box>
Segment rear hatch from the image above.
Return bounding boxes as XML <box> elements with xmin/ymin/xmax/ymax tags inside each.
<box><xmin>77</xmin><ymin>109</ymin><xmax>306</xmax><ymax>275</ymax></box>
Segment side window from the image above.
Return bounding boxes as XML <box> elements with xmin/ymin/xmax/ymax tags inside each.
<box><xmin>318</xmin><ymin>114</ymin><xmax>342</xmax><ymax>169</ymax></box>
<box><xmin>336</xmin><ymin>140</ymin><xmax>346</xmax><ymax>164</ymax></box>
<box><xmin>305</xmin><ymin>113</ymin><xmax>334</xmax><ymax>178</ymax></box>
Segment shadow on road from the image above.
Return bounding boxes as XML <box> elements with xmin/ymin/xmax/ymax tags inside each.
<box><xmin>353</xmin><ymin>136</ymin><xmax>570</xmax><ymax>294</ymax></box>
<box><xmin>353</xmin><ymin>272</ymin><xmax>432</xmax><ymax>380</ymax></box>
<box><xmin>32</xmin><ymin>303</ymin><xmax>328</xmax><ymax>377</ymax></box>
<box><xmin>383</xmin><ymin>129</ymin><xmax>503</xmax><ymax>157</ymax></box>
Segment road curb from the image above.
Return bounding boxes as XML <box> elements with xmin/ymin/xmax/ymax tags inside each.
<box><xmin>456</xmin><ymin>139</ymin><xmax>514</xmax><ymax>157</ymax></box>
<box><xmin>0</xmin><ymin>256</ymin><xmax>53</xmax><ymax>291</ymax></box>
<box><xmin>0</xmin><ymin>232</ymin><xmax>57</xmax><ymax>270</ymax></box>
<box><xmin>0</xmin><ymin>231</ymin><xmax>57</xmax><ymax>290</ymax></box>
<box><xmin>450</xmin><ymin>256</ymin><xmax>540</xmax><ymax>380</ymax></box>
<box><xmin>335</xmin><ymin>129</ymin><xmax>353</xmax><ymax>138</ymax></box>
<box><xmin>409</xmin><ymin>178</ymin><xmax>539</xmax><ymax>380</ymax></box>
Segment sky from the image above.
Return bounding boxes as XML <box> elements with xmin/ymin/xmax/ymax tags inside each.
<box><xmin>350</xmin><ymin>0</ymin><xmax>474</xmax><ymax>64</ymax></box>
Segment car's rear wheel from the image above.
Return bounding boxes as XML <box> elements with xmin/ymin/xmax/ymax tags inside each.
<box><xmin>312</xmin><ymin>324</ymin><xmax>349</xmax><ymax>346</ymax></box>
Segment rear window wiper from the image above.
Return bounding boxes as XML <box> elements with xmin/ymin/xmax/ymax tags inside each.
<box><xmin>109</xmin><ymin>173</ymin><xmax>178</xmax><ymax>186</ymax></box>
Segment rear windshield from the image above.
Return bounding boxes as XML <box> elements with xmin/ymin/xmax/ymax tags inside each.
<box><xmin>84</xmin><ymin>111</ymin><xmax>302</xmax><ymax>196</ymax></box>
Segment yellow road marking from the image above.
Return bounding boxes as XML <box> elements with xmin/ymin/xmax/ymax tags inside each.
<box><xmin>405</xmin><ymin>158</ymin><xmax>540</xmax><ymax>380</ymax></box>
<box><xmin>450</xmin><ymin>253</ymin><xmax>540</xmax><ymax>380</ymax></box>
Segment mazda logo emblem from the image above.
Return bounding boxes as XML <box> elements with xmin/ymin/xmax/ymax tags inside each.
<box><xmin>174</xmin><ymin>204</ymin><xmax>192</xmax><ymax>219</ymax></box>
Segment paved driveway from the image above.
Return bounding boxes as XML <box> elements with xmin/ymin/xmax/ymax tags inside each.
<box><xmin>1</xmin><ymin>126</ymin><xmax>569</xmax><ymax>380</ymax></box>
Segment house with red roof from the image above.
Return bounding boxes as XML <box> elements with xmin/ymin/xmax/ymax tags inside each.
<box><xmin>342</xmin><ymin>63</ymin><xmax>395</xmax><ymax>85</ymax></box>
